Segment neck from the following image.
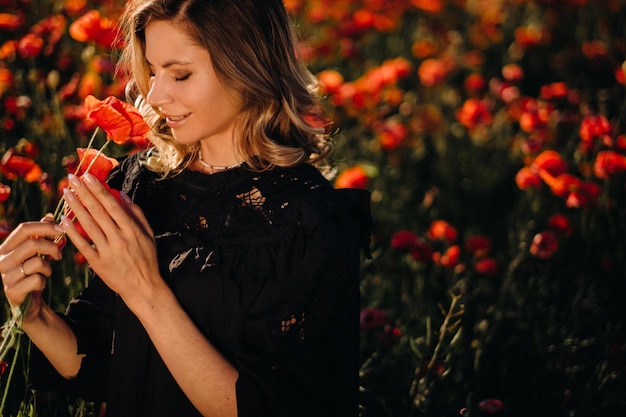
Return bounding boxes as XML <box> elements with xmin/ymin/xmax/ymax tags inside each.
<box><xmin>197</xmin><ymin>149</ymin><xmax>243</xmax><ymax>174</ymax></box>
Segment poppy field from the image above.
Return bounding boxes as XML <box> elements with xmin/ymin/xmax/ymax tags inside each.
<box><xmin>1</xmin><ymin>0</ymin><xmax>626</xmax><ymax>416</ymax></box>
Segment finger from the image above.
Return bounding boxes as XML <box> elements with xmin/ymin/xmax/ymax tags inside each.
<box><xmin>21</xmin><ymin>255</ymin><xmax>54</xmax><ymax>279</ymax></box>
<box><xmin>60</xmin><ymin>210</ymin><xmax>99</xmax><ymax>261</ymax></box>
<box><xmin>4</xmin><ymin>273</ymin><xmax>48</xmax><ymax>307</ymax></box>
<box><xmin>0</xmin><ymin>221</ymin><xmax>65</xmax><ymax>255</ymax></box>
<box><xmin>0</xmin><ymin>234</ymin><xmax>63</xmax><ymax>275</ymax></box>
<box><xmin>121</xmin><ymin>193</ymin><xmax>155</xmax><ymax>239</ymax></box>
<box><xmin>82</xmin><ymin>173</ymin><xmax>137</xmax><ymax>232</ymax></box>
<box><xmin>62</xmin><ymin>184</ymin><xmax>108</xmax><ymax>245</ymax></box>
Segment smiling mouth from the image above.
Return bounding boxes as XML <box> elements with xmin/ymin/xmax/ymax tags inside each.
<box><xmin>166</xmin><ymin>113</ymin><xmax>190</xmax><ymax>122</ymax></box>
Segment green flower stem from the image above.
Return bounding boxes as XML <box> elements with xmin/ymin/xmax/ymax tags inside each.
<box><xmin>52</xmin><ymin>127</ymin><xmax>102</xmax><ymax>221</ymax></box>
<box><xmin>0</xmin><ymin>321</ymin><xmax>22</xmax><ymax>414</ymax></box>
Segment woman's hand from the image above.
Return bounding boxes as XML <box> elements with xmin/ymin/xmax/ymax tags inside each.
<box><xmin>0</xmin><ymin>214</ymin><xmax>64</xmax><ymax>320</ymax></box>
<box><xmin>60</xmin><ymin>173</ymin><xmax>161</xmax><ymax>308</ymax></box>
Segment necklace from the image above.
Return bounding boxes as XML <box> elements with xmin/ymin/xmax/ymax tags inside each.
<box><xmin>198</xmin><ymin>149</ymin><xmax>244</xmax><ymax>174</ymax></box>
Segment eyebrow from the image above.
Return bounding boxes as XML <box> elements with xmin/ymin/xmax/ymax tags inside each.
<box><xmin>145</xmin><ymin>59</ymin><xmax>192</xmax><ymax>68</ymax></box>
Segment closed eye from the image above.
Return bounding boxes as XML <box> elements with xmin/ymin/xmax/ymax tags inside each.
<box><xmin>173</xmin><ymin>73</ymin><xmax>191</xmax><ymax>82</ymax></box>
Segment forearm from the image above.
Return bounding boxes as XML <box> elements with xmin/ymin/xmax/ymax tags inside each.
<box><xmin>130</xmin><ymin>282</ymin><xmax>238</xmax><ymax>417</ymax></box>
<box><xmin>22</xmin><ymin>303</ymin><xmax>85</xmax><ymax>380</ymax></box>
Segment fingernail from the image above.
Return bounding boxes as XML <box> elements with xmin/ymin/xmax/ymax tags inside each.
<box><xmin>120</xmin><ymin>191</ymin><xmax>131</xmax><ymax>203</ymax></box>
<box><xmin>83</xmin><ymin>173</ymin><xmax>98</xmax><ymax>185</ymax></box>
<box><xmin>53</xmin><ymin>224</ymin><xmax>65</xmax><ymax>233</ymax></box>
<box><xmin>68</xmin><ymin>173</ymin><xmax>81</xmax><ymax>188</ymax></box>
<box><xmin>59</xmin><ymin>215</ymin><xmax>70</xmax><ymax>228</ymax></box>
<box><xmin>63</xmin><ymin>187</ymin><xmax>76</xmax><ymax>201</ymax></box>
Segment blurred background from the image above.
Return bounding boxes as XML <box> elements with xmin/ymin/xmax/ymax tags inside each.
<box><xmin>1</xmin><ymin>0</ymin><xmax>625</xmax><ymax>416</ymax></box>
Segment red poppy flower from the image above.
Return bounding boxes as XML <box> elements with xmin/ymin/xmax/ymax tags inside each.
<box><xmin>378</xmin><ymin>119</ymin><xmax>407</xmax><ymax>150</ymax></box>
<box><xmin>530</xmin><ymin>230</ymin><xmax>559</xmax><ymax>259</ymax></box>
<box><xmin>0</xmin><ymin>183</ymin><xmax>10</xmax><ymax>203</ymax></box>
<box><xmin>84</xmin><ymin>95</ymin><xmax>150</xmax><ymax>145</ymax></box>
<box><xmin>391</xmin><ymin>230</ymin><xmax>419</xmax><ymax>251</ymax></box>
<box><xmin>531</xmin><ymin>150</ymin><xmax>567</xmax><ymax>177</ymax></box>
<box><xmin>456</xmin><ymin>98</ymin><xmax>493</xmax><ymax>129</ymax></box>
<box><xmin>465</xmin><ymin>235</ymin><xmax>492</xmax><ymax>258</ymax></box>
<box><xmin>317</xmin><ymin>69</ymin><xmax>344</xmax><ymax>96</ymax></box>
<box><xmin>335</xmin><ymin>165</ymin><xmax>369</xmax><ymax>189</ymax></box>
<box><xmin>548</xmin><ymin>213</ymin><xmax>573</xmax><ymax>236</ymax></box>
<box><xmin>1</xmin><ymin>149</ymin><xmax>37</xmax><ymax>179</ymax></box>
<box><xmin>427</xmin><ymin>220</ymin><xmax>458</xmax><ymax>242</ymax></box>
<box><xmin>594</xmin><ymin>150</ymin><xmax>626</xmax><ymax>179</ymax></box>
<box><xmin>418</xmin><ymin>58</ymin><xmax>449</xmax><ymax>87</ymax></box>
<box><xmin>0</xmin><ymin>68</ymin><xmax>13</xmax><ymax>96</ymax></box>
<box><xmin>474</xmin><ymin>257</ymin><xmax>498</xmax><ymax>276</ymax></box>
<box><xmin>515</xmin><ymin>167</ymin><xmax>541</xmax><ymax>190</ymax></box>
<box><xmin>565</xmin><ymin>181</ymin><xmax>600</xmax><ymax>208</ymax></box>
<box><xmin>74</xmin><ymin>148</ymin><xmax>119</xmax><ymax>182</ymax></box>
<box><xmin>69</xmin><ymin>10</ymin><xmax>121</xmax><ymax>49</ymax></box>
<box><xmin>0</xmin><ymin>13</ymin><xmax>25</xmax><ymax>31</ymax></box>
<box><xmin>434</xmin><ymin>245</ymin><xmax>461</xmax><ymax>269</ymax></box>
<box><xmin>61</xmin><ymin>147</ymin><xmax>122</xmax><ymax>241</ymax></box>
<box><xmin>579</xmin><ymin>115</ymin><xmax>612</xmax><ymax>155</ymax></box>
<box><xmin>538</xmin><ymin>170</ymin><xmax>576</xmax><ymax>198</ymax></box>
<box><xmin>17</xmin><ymin>33</ymin><xmax>44</xmax><ymax>59</ymax></box>
<box><xmin>410</xmin><ymin>0</ymin><xmax>444</xmax><ymax>14</ymax></box>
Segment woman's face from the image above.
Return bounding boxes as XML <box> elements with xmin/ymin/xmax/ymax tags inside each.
<box><xmin>144</xmin><ymin>20</ymin><xmax>241</xmax><ymax>147</ymax></box>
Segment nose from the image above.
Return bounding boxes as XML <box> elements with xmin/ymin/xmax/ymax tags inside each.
<box><xmin>146</xmin><ymin>75</ymin><xmax>173</xmax><ymax>108</ymax></box>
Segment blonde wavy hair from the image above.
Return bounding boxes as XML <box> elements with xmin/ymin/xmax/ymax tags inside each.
<box><xmin>117</xmin><ymin>0</ymin><xmax>332</xmax><ymax>177</ymax></box>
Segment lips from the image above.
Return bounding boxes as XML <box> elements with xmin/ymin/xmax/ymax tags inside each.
<box><xmin>163</xmin><ymin>112</ymin><xmax>191</xmax><ymax>128</ymax></box>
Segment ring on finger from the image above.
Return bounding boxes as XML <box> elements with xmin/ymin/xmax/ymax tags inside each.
<box><xmin>19</xmin><ymin>262</ymin><xmax>26</xmax><ymax>278</ymax></box>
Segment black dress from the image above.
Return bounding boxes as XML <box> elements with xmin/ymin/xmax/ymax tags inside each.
<box><xmin>31</xmin><ymin>150</ymin><xmax>372</xmax><ymax>417</ymax></box>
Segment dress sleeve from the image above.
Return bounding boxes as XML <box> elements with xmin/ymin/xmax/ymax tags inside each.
<box><xmin>233</xmin><ymin>188</ymin><xmax>371</xmax><ymax>417</ymax></box>
<box><xmin>29</xmin><ymin>275</ymin><xmax>116</xmax><ymax>401</ymax></box>
<box><xmin>28</xmin><ymin>154</ymin><xmax>142</xmax><ymax>400</ymax></box>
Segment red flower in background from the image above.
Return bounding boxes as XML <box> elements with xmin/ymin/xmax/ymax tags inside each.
<box><xmin>317</xmin><ymin>69</ymin><xmax>344</xmax><ymax>95</ymax></box>
<box><xmin>84</xmin><ymin>95</ymin><xmax>150</xmax><ymax>145</ymax></box>
<box><xmin>530</xmin><ymin>230</ymin><xmax>559</xmax><ymax>259</ymax></box>
<box><xmin>531</xmin><ymin>150</ymin><xmax>567</xmax><ymax>176</ymax></box>
<box><xmin>418</xmin><ymin>58</ymin><xmax>449</xmax><ymax>87</ymax></box>
<box><xmin>548</xmin><ymin>214</ymin><xmax>573</xmax><ymax>236</ymax></box>
<box><xmin>391</xmin><ymin>230</ymin><xmax>419</xmax><ymax>250</ymax></box>
<box><xmin>427</xmin><ymin>220</ymin><xmax>458</xmax><ymax>242</ymax></box>
<box><xmin>410</xmin><ymin>0</ymin><xmax>444</xmax><ymax>14</ymax></box>
<box><xmin>515</xmin><ymin>166</ymin><xmax>541</xmax><ymax>190</ymax></box>
<box><xmin>579</xmin><ymin>115</ymin><xmax>612</xmax><ymax>155</ymax></box>
<box><xmin>69</xmin><ymin>10</ymin><xmax>122</xmax><ymax>49</ymax></box>
<box><xmin>0</xmin><ymin>184</ymin><xmax>10</xmax><ymax>203</ymax></box>
<box><xmin>433</xmin><ymin>244</ymin><xmax>461</xmax><ymax>269</ymax></box>
<box><xmin>17</xmin><ymin>33</ymin><xmax>44</xmax><ymax>59</ymax></box>
<box><xmin>465</xmin><ymin>235</ymin><xmax>492</xmax><ymax>258</ymax></box>
<box><xmin>594</xmin><ymin>150</ymin><xmax>626</xmax><ymax>179</ymax></box>
<box><xmin>0</xmin><ymin>13</ymin><xmax>25</xmax><ymax>31</ymax></box>
<box><xmin>1</xmin><ymin>149</ymin><xmax>42</xmax><ymax>183</ymax></box>
<box><xmin>377</xmin><ymin>118</ymin><xmax>407</xmax><ymax>150</ymax></box>
<box><xmin>335</xmin><ymin>165</ymin><xmax>369</xmax><ymax>189</ymax></box>
<box><xmin>474</xmin><ymin>257</ymin><xmax>498</xmax><ymax>275</ymax></box>
<box><xmin>456</xmin><ymin>98</ymin><xmax>493</xmax><ymax>129</ymax></box>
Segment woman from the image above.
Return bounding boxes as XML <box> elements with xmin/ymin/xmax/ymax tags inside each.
<box><xmin>0</xmin><ymin>0</ymin><xmax>371</xmax><ymax>416</ymax></box>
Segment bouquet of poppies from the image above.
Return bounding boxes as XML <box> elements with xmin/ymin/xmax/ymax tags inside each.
<box><xmin>0</xmin><ymin>94</ymin><xmax>150</xmax><ymax>412</ymax></box>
